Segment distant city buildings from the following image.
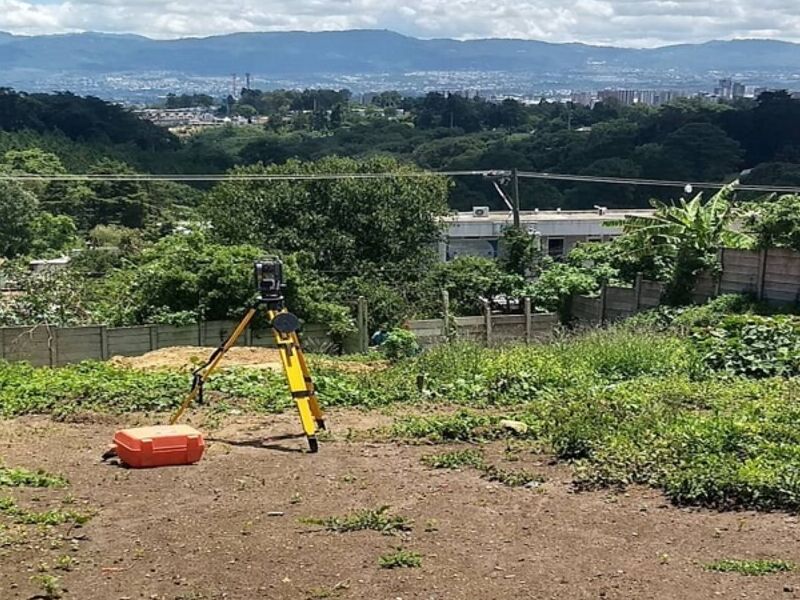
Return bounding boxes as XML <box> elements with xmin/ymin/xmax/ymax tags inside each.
<box><xmin>134</xmin><ymin>107</ymin><xmax>266</xmax><ymax>132</ymax></box>
<box><xmin>568</xmin><ymin>78</ymin><xmax>783</xmax><ymax>109</ymax></box>
<box><xmin>715</xmin><ymin>78</ymin><xmax>747</xmax><ymax>100</ymax></box>
<box><xmin>573</xmin><ymin>89</ymin><xmax>690</xmax><ymax>108</ymax></box>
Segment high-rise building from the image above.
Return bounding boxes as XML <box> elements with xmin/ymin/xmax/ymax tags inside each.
<box><xmin>598</xmin><ymin>89</ymin><xmax>637</xmax><ymax>106</ymax></box>
<box><xmin>570</xmin><ymin>92</ymin><xmax>594</xmax><ymax>107</ymax></box>
<box><xmin>716</xmin><ymin>78</ymin><xmax>734</xmax><ymax>99</ymax></box>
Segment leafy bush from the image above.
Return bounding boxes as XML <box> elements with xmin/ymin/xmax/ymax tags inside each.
<box><xmin>522</xmin><ymin>262</ymin><xmax>599</xmax><ymax>319</ymax></box>
<box><xmin>745</xmin><ymin>194</ymin><xmax>800</xmax><ymax>252</ymax></box>
<box><xmin>693</xmin><ymin>314</ymin><xmax>800</xmax><ymax>378</ymax></box>
<box><xmin>428</xmin><ymin>256</ymin><xmax>522</xmax><ymax>316</ymax></box>
<box><xmin>381</xmin><ymin>329</ymin><xmax>421</xmax><ymax>361</ymax></box>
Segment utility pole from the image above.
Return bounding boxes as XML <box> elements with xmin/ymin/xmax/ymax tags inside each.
<box><xmin>512</xmin><ymin>168</ymin><xmax>521</xmax><ymax>228</ymax></box>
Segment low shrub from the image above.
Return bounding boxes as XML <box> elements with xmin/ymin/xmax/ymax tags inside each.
<box><xmin>381</xmin><ymin>329</ymin><xmax>421</xmax><ymax>361</ymax></box>
<box><xmin>692</xmin><ymin>314</ymin><xmax>800</xmax><ymax>378</ymax></box>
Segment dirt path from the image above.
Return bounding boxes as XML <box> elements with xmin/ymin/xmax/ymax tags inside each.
<box><xmin>1</xmin><ymin>412</ymin><xmax>799</xmax><ymax>600</ymax></box>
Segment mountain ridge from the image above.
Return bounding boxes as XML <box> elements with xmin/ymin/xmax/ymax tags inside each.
<box><xmin>0</xmin><ymin>30</ymin><xmax>798</xmax><ymax>95</ymax></box>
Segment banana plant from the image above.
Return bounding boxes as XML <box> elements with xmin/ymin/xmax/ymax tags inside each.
<box><xmin>607</xmin><ymin>183</ymin><xmax>752</xmax><ymax>259</ymax></box>
<box><xmin>606</xmin><ymin>182</ymin><xmax>754</xmax><ymax>304</ymax></box>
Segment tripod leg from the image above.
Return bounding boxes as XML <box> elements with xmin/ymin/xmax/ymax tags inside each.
<box><xmin>273</xmin><ymin>319</ymin><xmax>321</xmax><ymax>452</ymax></box>
<box><xmin>291</xmin><ymin>331</ymin><xmax>326</xmax><ymax>430</ymax></box>
<box><xmin>294</xmin><ymin>395</ymin><xmax>319</xmax><ymax>453</ymax></box>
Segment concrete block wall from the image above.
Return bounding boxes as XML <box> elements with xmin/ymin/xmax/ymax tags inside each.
<box><xmin>408</xmin><ymin>312</ymin><xmax>558</xmax><ymax>349</ymax></box>
<box><xmin>571</xmin><ymin>248</ymin><xmax>800</xmax><ymax>324</ymax></box>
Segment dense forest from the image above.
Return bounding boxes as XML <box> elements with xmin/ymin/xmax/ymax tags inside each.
<box><xmin>2</xmin><ymin>88</ymin><xmax>800</xmax><ymax>210</ymax></box>
<box><xmin>1</xmin><ymin>88</ymin><xmax>799</xmax><ymax>336</ymax></box>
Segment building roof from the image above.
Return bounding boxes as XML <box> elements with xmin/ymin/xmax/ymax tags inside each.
<box><xmin>442</xmin><ymin>208</ymin><xmax>655</xmax><ymax>224</ymax></box>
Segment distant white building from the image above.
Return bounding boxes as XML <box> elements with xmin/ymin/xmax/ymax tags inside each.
<box><xmin>29</xmin><ymin>256</ymin><xmax>72</xmax><ymax>273</ymax></box>
<box><xmin>439</xmin><ymin>207</ymin><xmax>655</xmax><ymax>261</ymax></box>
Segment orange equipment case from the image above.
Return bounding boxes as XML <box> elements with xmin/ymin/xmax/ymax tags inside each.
<box><xmin>113</xmin><ymin>425</ymin><xmax>205</xmax><ymax>469</ymax></box>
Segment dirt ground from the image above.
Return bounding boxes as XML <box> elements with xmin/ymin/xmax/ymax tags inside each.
<box><xmin>109</xmin><ymin>346</ymin><xmax>387</xmax><ymax>375</ymax></box>
<box><xmin>2</xmin><ymin>410</ymin><xmax>800</xmax><ymax>600</ymax></box>
<box><xmin>110</xmin><ymin>347</ymin><xmax>286</xmax><ymax>372</ymax></box>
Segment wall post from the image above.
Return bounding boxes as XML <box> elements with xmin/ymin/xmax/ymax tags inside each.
<box><xmin>483</xmin><ymin>299</ymin><xmax>493</xmax><ymax>347</ymax></box>
<box><xmin>714</xmin><ymin>248</ymin><xmax>725</xmax><ymax>297</ymax></box>
<box><xmin>756</xmin><ymin>248</ymin><xmax>768</xmax><ymax>301</ymax></box>
<box><xmin>149</xmin><ymin>325</ymin><xmax>159</xmax><ymax>351</ymax></box>
<box><xmin>357</xmin><ymin>296</ymin><xmax>368</xmax><ymax>353</ymax></box>
<box><xmin>100</xmin><ymin>326</ymin><xmax>109</xmax><ymax>360</ymax></box>
<box><xmin>599</xmin><ymin>283</ymin><xmax>608</xmax><ymax>325</ymax></box>
<box><xmin>524</xmin><ymin>297</ymin><xmax>533</xmax><ymax>344</ymax></box>
<box><xmin>634</xmin><ymin>272</ymin><xmax>644</xmax><ymax>312</ymax></box>
<box><xmin>441</xmin><ymin>290</ymin><xmax>452</xmax><ymax>341</ymax></box>
<box><xmin>49</xmin><ymin>326</ymin><xmax>58</xmax><ymax>368</ymax></box>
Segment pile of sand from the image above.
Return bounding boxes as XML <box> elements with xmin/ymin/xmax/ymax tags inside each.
<box><xmin>110</xmin><ymin>346</ymin><xmax>284</xmax><ymax>372</ymax></box>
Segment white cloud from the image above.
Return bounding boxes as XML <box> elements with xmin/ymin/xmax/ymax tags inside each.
<box><xmin>1</xmin><ymin>0</ymin><xmax>800</xmax><ymax>46</ymax></box>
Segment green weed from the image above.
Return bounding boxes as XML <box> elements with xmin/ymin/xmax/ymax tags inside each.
<box><xmin>480</xmin><ymin>465</ymin><xmax>544</xmax><ymax>488</ymax></box>
<box><xmin>54</xmin><ymin>555</ymin><xmax>76</xmax><ymax>571</ymax></box>
<box><xmin>421</xmin><ymin>448</ymin><xmax>543</xmax><ymax>487</ymax></box>
<box><xmin>379</xmin><ymin>548</ymin><xmax>422</xmax><ymax>569</ymax></box>
<box><xmin>300</xmin><ymin>506</ymin><xmax>411</xmax><ymax>535</ymax></box>
<box><xmin>421</xmin><ymin>449</ymin><xmax>485</xmax><ymax>469</ymax></box>
<box><xmin>0</xmin><ymin>465</ymin><xmax>68</xmax><ymax>488</ymax></box>
<box><xmin>392</xmin><ymin>411</ymin><xmax>501</xmax><ymax>442</ymax></box>
<box><xmin>30</xmin><ymin>574</ymin><xmax>62</xmax><ymax>599</ymax></box>
<box><xmin>705</xmin><ymin>559</ymin><xmax>796</xmax><ymax>576</ymax></box>
<box><xmin>0</xmin><ymin>497</ymin><xmax>90</xmax><ymax>526</ymax></box>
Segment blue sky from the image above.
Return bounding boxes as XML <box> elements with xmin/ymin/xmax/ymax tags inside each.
<box><xmin>1</xmin><ymin>0</ymin><xmax>799</xmax><ymax>47</ymax></box>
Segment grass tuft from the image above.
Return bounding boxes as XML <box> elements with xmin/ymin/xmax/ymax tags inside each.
<box><xmin>421</xmin><ymin>448</ymin><xmax>544</xmax><ymax>487</ymax></box>
<box><xmin>421</xmin><ymin>449</ymin><xmax>485</xmax><ymax>469</ymax></box>
<box><xmin>300</xmin><ymin>506</ymin><xmax>411</xmax><ymax>535</ymax></box>
<box><xmin>379</xmin><ymin>548</ymin><xmax>422</xmax><ymax>569</ymax></box>
<box><xmin>0</xmin><ymin>465</ymin><xmax>68</xmax><ymax>488</ymax></box>
<box><xmin>705</xmin><ymin>559</ymin><xmax>796</xmax><ymax>576</ymax></box>
<box><xmin>0</xmin><ymin>496</ymin><xmax>90</xmax><ymax>526</ymax></box>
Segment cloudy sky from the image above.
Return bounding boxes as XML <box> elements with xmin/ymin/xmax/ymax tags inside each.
<box><xmin>0</xmin><ymin>0</ymin><xmax>799</xmax><ymax>47</ymax></box>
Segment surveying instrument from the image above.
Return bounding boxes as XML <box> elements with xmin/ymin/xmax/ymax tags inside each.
<box><xmin>168</xmin><ymin>258</ymin><xmax>326</xmax><ymax>452</ymax></box>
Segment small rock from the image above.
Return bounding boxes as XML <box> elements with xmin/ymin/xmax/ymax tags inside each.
<box><xmin>499</xmin><ymin>419</ymin><xmax>529</xmax><ymax>435</ymax></box>
<box><xmin>267</xmin><ymin>511</ymin><xmax>285</xmax><ymax>517</ymax></box>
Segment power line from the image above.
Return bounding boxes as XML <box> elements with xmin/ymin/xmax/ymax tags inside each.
<box><xmin>0</xmin><ymin>170</ymin><xmax>489</xmax><ymax>182</ymax></box>
<box><xmin>0</xmin><ymin>169</ymin><xmax>797</xmax><ymax>194</ymax></box>
<box><xmin>517</xmin><ymin>171</ymin><xmax>800</xmax><ymax>194</ymax></box>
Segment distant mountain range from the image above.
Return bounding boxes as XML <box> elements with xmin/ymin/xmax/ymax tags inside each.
<box><xmin>1</xmin><ymin>30</ymin><xmax>799</xmax><ymax>98</ymax></box>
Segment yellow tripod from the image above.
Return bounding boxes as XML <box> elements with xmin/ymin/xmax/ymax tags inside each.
<box><xmin>169</xmin><ymin>259</ymin><xmax>326</xmax><ymax>452</ymax></box>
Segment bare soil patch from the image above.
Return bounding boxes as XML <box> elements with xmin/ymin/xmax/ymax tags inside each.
<box><xmin>110</xmin><ymin>346</ymin><xmax>284</xmax><ymax>372</ymax></box>
<box><xmin>1</xmin><ymin>412</ymin><xmax>800</xmax><ymax>600</ymax></box>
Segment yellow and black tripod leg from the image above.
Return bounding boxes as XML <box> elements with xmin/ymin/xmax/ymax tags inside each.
<box><xmin>269</xmin><ymin>310</ymin><xmax>325</xmax><ymax>452</ymax></box>
<box><xmin>169</xmin><ymin>307</ymin><xmax>258</xmax><ymax>425</ymax></box>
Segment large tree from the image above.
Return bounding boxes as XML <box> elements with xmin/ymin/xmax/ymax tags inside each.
<box><xmin>201</xmin><ymin>156</ymin><xmax>451</xmax><ymax>275</ymax></box>
<box><xmin>0</xmin><ymin>181</ymin><xmax>38</xmax><ymax>258</ymax></box>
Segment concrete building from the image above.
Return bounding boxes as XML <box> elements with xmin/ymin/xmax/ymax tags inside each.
<box><xmin>439</xmin><ymin>207</ymin><xmax>655</xmax><ymax>262</ymax></box>
<box><xmin>598</xmin><ymin>89</ymin><xmax>638</xmax><ymax>106</ymax></box>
